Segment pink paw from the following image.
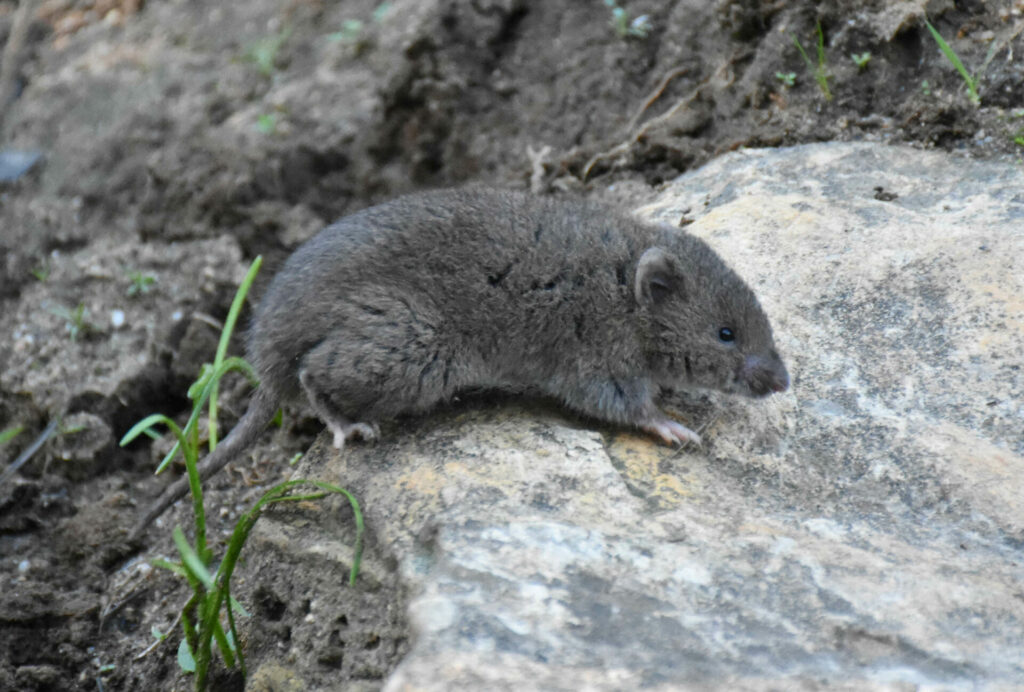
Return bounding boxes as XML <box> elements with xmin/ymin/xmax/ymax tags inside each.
<box><xmin>329</xmin><ymin>422</ymin><xmax>380</xmax><ymax>450</ymax></box>
<box><xmin>641</xmin><ymin>418</ymin><xmax>701</xmax><ymax>447</ymax></box>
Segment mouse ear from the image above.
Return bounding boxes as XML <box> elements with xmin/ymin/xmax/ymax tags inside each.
<box><xmin>635</xmin><ymin>247</ymin><xmax>680</xmax><ymax>308</ymax></box>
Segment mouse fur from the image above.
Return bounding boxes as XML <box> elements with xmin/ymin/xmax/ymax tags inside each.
<box><xmin>133</xmin><ymin>188</ymin><xmax>788</xmax><ymax>536</ymax></box>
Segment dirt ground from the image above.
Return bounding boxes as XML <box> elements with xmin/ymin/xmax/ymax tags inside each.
<box><xmin>0</xmin><ymin>0</ymin><xmax>1022</xmax><ymax>689</ymax></box>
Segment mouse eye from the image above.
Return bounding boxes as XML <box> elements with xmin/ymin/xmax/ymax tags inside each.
<box><xmin>718</xmin><ymin>327</ymin><xmax>736</xmax><ymax>343</ymax></box>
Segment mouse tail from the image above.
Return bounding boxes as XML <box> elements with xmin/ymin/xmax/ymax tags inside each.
<box><xmin>130</xmin><ymin>388</ymin><xmax>279</xmax><ymax>541</ymax></box>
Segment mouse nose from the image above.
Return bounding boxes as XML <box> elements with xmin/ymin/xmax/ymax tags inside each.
<box><xmin>740</xmin><ymin>354</ymin><xmax>789</xmax><ymax>397</ymax></box>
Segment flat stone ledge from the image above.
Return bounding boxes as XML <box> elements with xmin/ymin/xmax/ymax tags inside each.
<box><xmin>250</xmin><ymin>143</ymin><xmax>1024</xmax><ymax>690</ymax></box>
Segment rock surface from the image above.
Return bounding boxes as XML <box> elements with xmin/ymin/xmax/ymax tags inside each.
<box><xmin>247</xmin><ymin>143</ymin><xmax>1024</xmax><ymax>690</ymax></box>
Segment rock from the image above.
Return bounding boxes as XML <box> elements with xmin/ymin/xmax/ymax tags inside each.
<box><xmin>50</xmin><ymin>412</ymin><xmax>112</xmax><ymax>480</ymax></box>
<box><xmin>246</xmin><ymin>143</ymin><xmax>1024</xmax><ymax>690</ymax></box>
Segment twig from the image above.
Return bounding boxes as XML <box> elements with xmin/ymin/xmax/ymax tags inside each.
<box><xmin>581</xmin><ymin>61</ymin><xmax>733</xmax><ymax>181</ymax></box>
<box><xmin>193</xmin><ymin>312</ymin><xmax>225</xmax><ymax>332</ymax></box>
<box><xmin>625</xmin><ymin>67</ymin><xmax>691</xmax><ymax>132</ymax></box>
<box><xmin>0</xmin><ymin>418</ymin><xmax>57</xmax><ymax>487</ymax></box>
<box><xmin>980</xmin><ymin>17</ymin><xmax>1024</xmax><ymax>74</ymax></box>
<box><xmin>135</xmin><ymin>609</ymin><xmax>184</xmax><ymax>660</ymax></box>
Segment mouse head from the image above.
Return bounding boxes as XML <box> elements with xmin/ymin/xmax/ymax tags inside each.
<box><xmin>634</xmin><ymin>240</ymin><xmax>789</xmax><ymax>398</ymax></box>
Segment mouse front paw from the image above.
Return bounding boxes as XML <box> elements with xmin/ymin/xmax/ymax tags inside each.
<box><xmin>329</xmin><ymin>421</ymin><xmax>380</xmax><ymax>450</ymax></box>
<box><xmin>640</xmin><ymin>417</ymin><xmax>701</xmax><ymax>447</ymax></box>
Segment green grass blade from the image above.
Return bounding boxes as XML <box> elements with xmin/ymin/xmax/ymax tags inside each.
<box><xmin>152</xmin><ymin>558</ymin><xmax>188</xmax><ymax>578</ymax></box>
<box><xmin>194</xmin><ymin>587</ymin><xmax>224</xmax><ymax>687</ymax></box>
<box><xmin>119</xmin><ymin>414</ymin><xmax>182</xmax><ymax>447</ymax></box>
<box><xmin>228</xmin><ymin>595</ymin><xmax>251</xmax><ymax>618</ymax></box>
<box><xmin>167</xmin><ymin>477</ymin><xmax>363</xmax><ymax>684</ymax></box>
<box><xmin>793</xmin><ymin>34</ymin><xmax>813</xmax><ymax>70</ymax></box>
<box><xmin>186</xmin><ymin>364</ymin><xmax>213</xmax><ymax>403</ymax></box>
<box><xmin>156</xmin><ymin>443</ymin><xmax>180</xmax><ymax>475</ymax></box>
<box><xmin>925</xmin><ymin>19</ymin><xmax>980</xmax><ymax>104</ymax></box>
<box><xmin>181</xmin><ymin>609</ymin><xmax>197</xmax><ymax>645</ymax></box>
<box><xmin>223</xmin><ymin>580</ymin><xmax>246</xmax><ymax>676</ymax></box>
<box><xmin>173</xmin><ymin>526</ymin><xmax>215</xmax><ymax>590</ymax></box>
<box><xmin>814</xmin><ymin>21</ymin><xmax>832</xmax><ymax>100</ymax></box>
<box><xmin>153</xmin><ymin>356</ymin><xmax>258</xmax><ymax>475</ymax></box>
<box><xmin>211</xmin><ymin>619</ymin><xmax>236</xmax><ymax>668</ymax></box>
<box><xmin>793</xmin><ymin>26</ymin><xmax>832</xmax><ymax>101</ymax></box>
<box><xmin>209</xmin><ymin>256</ymin><xmax>262</xmax><ymax>451</ymax></box>
<box><xmin>0</xmin><ymin>426</ymin><xmax>23</xmax><ymax>445</ymax></box>
<box><xmin>267</xmin><ymin>480</ymin><xmax>365</xmax><ymax>586</ymax></box>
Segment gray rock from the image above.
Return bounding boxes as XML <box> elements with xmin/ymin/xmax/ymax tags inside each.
<box><xmin>248</xmin><ymin>143</ymin><xmax>1024</xmax><ymax>690</ymax></box>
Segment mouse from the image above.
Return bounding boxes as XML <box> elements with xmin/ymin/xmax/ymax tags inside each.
<box><xmin>132</xmin><ymin>188</ymin><xmax>788</xmax><ymax>536</ymax></box>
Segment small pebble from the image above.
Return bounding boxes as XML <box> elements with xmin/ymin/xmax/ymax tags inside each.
<box><xmin>110</xmin><ymin>309</ymin><xmax>126</xmax><ymax>328</ymax></box>
<box><xmin>0</xmin><ymin>150</ymin><xmax>43</xmax><ymax>182</ymax></box>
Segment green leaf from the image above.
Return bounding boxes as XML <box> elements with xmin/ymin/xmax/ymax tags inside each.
<box><xmin>177</xmin><ymin>638</ymin><xmax>196</xmax><ymax>673</ymax></box>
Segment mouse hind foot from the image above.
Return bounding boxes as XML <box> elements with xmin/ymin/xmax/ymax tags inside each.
<box><xmin>328</xmin><ymin>420</ymin><xmax>380</xmax><ymax>450</ymax></box>
<box><xmin>299</xmin><ymin>367</ymin><xmax>380</xmax><ymax>450</ymax></box>
<box><xmin>297</xmin><ymin>297</ymin><xmax>468</xmax><ymax>434</ymax></box>
<box><xmin>296</xmin><ymin>295</ymin><xmax>462</xmax><ymax>448</ymax></box>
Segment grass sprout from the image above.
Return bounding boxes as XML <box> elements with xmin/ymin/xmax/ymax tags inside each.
<box><xmin>120</xmin><ymin>256</ymin><xmax>363</xmax><ymax>689</ymax></box>
<box><xmin>328</xmin><ymin>19</ymin><xmax>364</xmax><ymax>43</ymax></box>
<box><xmin>372</xmin><ymin>2</ymin><xmax>392</xmax><ymax>22</ymax></box>
<box><xmin>851</xmin><ymin>51</ymin><xmax>871</xmax><ymax>70</ymax></box>
<box><xmin>47</xmin><ymin>302</ymin><xmax>93</xmax><ymax>343</ymax></box>
<box><xmin>30</xmin><ymin>263</ymin><xmax>50</xmax><ymax>281</ymax></box>
<box><xmin>925</xmin><ymin>19</ymin><xmax>980</xmax><ymax>105</ymax></box>
<box><xmin>329</xmin><ymin>3</ymin><xmax>391</xmax><ymax>46</ymax></box>
<box><xmin>127</xmin><ymin>270</ymin><xmax>156</xmax><ymax>297</ymax></box>
<box><xmin>244</xmin><ymin>28</ymin><xmax>292</xmax><ymax>77</ymax></box>
<box><xmin>256</xmin><ymin>113</ymin><xmax>277</xmax><ymax>135</ymax></box>
<box><xmin>0</xmin><ymin>426</ymin><xmax>23</xmax><ymax>446</ymax></box>
<box><xmin>793</xmin><ymin>21</ymin><xmax>832</xmax><ymax>101</ymax></box>
<box><xmin>603</xmin><ymin>0</ymin><xmax>651</xmax><ymax>39</ymax></box>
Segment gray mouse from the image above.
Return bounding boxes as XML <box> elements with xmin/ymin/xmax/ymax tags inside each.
<box><xmin>133</xmin><ymin>188</ymin><xmax>788</xmax><ymax>535</ymax></box>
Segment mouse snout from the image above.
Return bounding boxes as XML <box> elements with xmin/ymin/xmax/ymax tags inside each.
<box><xmin>739</xmin><ymin>353</ymin><xmax>789</xmax><ymax>397</ymax></box>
